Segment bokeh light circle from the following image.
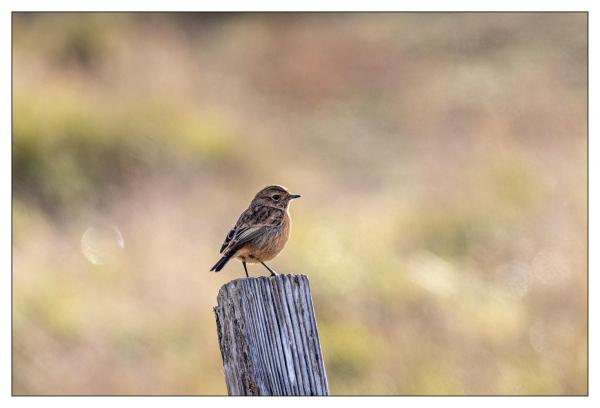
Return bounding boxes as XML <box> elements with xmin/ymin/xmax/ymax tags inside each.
<box><xmin>81</xmin><ymin>224</ymin><xmax>125</xmax><ymax>265</ymax></box>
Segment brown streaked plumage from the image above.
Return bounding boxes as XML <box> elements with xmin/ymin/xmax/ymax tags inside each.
<box><xmin>210</xmin><ymin>185</ymin><xmax>301</xmax><ymax>277</ymax></box>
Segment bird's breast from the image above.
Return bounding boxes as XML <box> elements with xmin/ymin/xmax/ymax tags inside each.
<box><xmin>237</xmin><ymin>212</ymin><xmax>291</xmax><ymax>263</ymax></box>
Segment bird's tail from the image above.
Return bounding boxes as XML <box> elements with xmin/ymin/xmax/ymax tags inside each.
<box><xmin>210</xmin><ymin>252</ymin><xmax>235</xmax><ymax>272</ymax></box>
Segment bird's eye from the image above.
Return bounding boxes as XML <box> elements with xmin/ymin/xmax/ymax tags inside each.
<box><xmin>272</xmin><ymin>194</ymin><xmax>281</xmax><ymax>201</ymax></box>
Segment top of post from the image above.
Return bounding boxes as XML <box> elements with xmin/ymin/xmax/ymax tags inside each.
<box><xmin>216</xmin><ymin>274</ymin><xmax>311</xmax><ymax>303</ymax></box>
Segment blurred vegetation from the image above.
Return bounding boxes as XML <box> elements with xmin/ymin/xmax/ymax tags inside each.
<box><xmin>12</xmin><ymin>13</ymin><xmax>587</xmax><ymax>395</ymax></box>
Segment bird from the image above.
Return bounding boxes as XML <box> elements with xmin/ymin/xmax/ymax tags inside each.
<box><xmin>210</xmin><ymin>185</ymin><xmax>301</xmax><ymax>277</ymax></box>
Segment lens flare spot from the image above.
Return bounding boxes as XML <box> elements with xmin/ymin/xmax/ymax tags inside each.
<box><xmin>81</xmin><ymin>224</ymin><xmax>125</xmax><ymax>265</ymax></box>
<box><xmin>532</xmin><ymin>249</ymin><xmax>568</xmax><ymax>286</ymax></box>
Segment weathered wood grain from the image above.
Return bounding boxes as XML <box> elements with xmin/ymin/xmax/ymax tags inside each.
<box><xmin>214</xmin><ymin>274</ymin><xmax>329</xmax><ymax>396</ymax></box>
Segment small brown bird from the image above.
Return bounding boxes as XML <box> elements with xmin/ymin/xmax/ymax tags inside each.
<box><xmin>210</xmin><ymin>185</ymin><xmax>301</xmax><ymax>277</ymax></box>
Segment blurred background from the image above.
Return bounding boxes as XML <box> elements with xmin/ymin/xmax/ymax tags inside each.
<box><xmin>12</xmin><ymin>13</ymin><xmax>587</xmax><ymax>395</ymax></box>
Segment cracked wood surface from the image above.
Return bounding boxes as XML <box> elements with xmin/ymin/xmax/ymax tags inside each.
<box><xmin>214</xmin><ymin>274</ymin><xmax>329</xmax><ymax>396</ymax></box>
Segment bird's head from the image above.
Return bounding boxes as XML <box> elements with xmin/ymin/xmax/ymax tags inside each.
<box><xmin>252</xmin><ymin>185</ymin><xmax>301</xmax><ymax>209</ymax></box>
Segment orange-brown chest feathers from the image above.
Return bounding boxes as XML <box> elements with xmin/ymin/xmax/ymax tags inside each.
<box><xmin>267</xmin><ymin>210</ymin><xmax>291</xmax><ymax>259</ymax></box>
<box><xmin>235</xmin><ymin>209</ymin><xmax>291</xmax><ymax>263</ymax></box>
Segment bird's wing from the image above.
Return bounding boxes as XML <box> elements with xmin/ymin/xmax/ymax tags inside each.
<box><xmin>219</xmin><ymin>227</ymin><xmax>236</xmax><ymax>254</ymax></box>
<box><xmin>219</xmin><ymin>206</ymin><xmax>254</xmax><ymax>253</ymax></box>
<box><xmin>219</xmin><ymin>205</ymin><xmax>283</xmax><ymax>254</ymax></box>
<box><xmin>225</xmin><ymin>225</ymin><xmax>270</xmax><ymax>253</ymax></box>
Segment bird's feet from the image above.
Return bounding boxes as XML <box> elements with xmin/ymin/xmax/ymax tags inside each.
<box><xmin>261</xmin><ymin>262</ymin><xmax>278</xmax><ymax>277</ymax></box>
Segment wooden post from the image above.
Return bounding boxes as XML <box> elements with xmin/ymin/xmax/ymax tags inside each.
<box><xmin>213</xmin><ymin>274</ymin><xmax>329</xmax><ymax>396</ymax></box>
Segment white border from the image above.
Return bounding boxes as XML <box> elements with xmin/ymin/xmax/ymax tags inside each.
<box><xmin>1</xmin><ymin>0</ymin><xmax>595</xmax><ymax>12</ymax></box>
<box><xmin>1</xmin><ymin>1</ymin><xmax>595</xmax><ymax>407</ymax></box>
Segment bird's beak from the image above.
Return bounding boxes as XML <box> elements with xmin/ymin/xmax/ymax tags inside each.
<box><xmin>289</xmin><ymin>194</ymin><xmax>301</xmax><ymax>199</ymax></box>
